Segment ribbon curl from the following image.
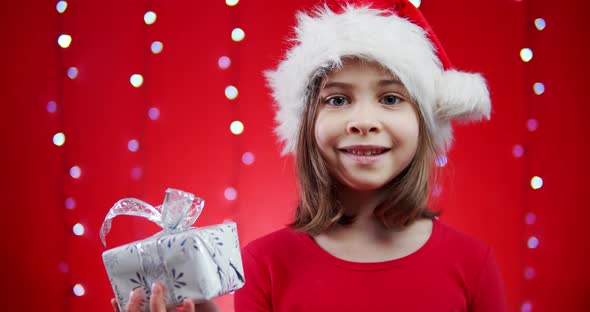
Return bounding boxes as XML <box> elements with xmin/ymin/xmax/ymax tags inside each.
<box><xmin>100</xmin><ymin>188</ymin><xmax>205</xmax><ymax>246</ymax></box>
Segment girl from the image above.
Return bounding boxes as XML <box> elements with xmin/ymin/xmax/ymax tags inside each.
<box><xmin>118</xmin><ymin>0</ymin><xmax>506</xmax><ymax>311</ymax></box>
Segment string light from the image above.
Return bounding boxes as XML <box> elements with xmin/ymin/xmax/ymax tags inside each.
<box><xmin>128</xmin><ymin>139</ymin><xmax>139</xmax><ymax>152</ymax></box>
<box><xmin>69</xmin><ymin>166</ymin><xmax>81</xmax><ymax>179</ymax></box>
<box><xmin>231</xmin><ymin>28</ymin><xmax>245</xmax><ymax>42</ymax></box>
<box><xmin>526</xmin><ymin>119</ymin><xmax>538</xmax><ymax>132</ymax></box>
<box><xmin>73</xmin><ymin>284</ymin><xmax>85</xmax><ymax>296</ymax></box>
<box><xmin>230</xmin><ymin>121</ymin><xmax>244</xmax><ymax>135</ymax></box>
<box><xmin>72</xmin><ymin>223</ymin><xmax>85</xmax><ymax>236</ymax></box>
<box><xmin>513</xmin><ymin>144</ymin><xmax>524</xmax><ymax>158</ymax></box>
<box><xmin>530</xmin><ymin>176</ymin><xmax>543</xmax><ymax>190</ymax></box>
<box><xmin>218</xmin><ymin>56</ymin><xmax>231</xmax><ymax>69</ymax></box>
<box><xmin>65</xmin><ymin>197</ymin><xmax>75</xmax><ymax>210</ymax></box>
<box><xmin>58</xmin><ymin>34</ymin><xmax>72</xmax><ymax>48</ymax></box>
<box><xmin>53</xmin><ymin>132</ymin><xmax>66</xmax><ymax>146</ymax></box>
<box><xmin>130</xmin><ymin>74</ymin><xmax>144</xmax><ymax>88</ymax></box>
<box><xmin>225</xmin><ymin>0</ymin><xmax>239</xmax><ymax>6</ymax></box>
<box><xmin>56</xmin><ymin>1</ymin><xmax>68</xmax><ymax>13</ymax></box>
<box><xmin>533</xmin><ymin>82</ymin><xmax>545</xmax><ymax>95</ymax></box>
<box><xmin>144</xmin><ymin>11</ymin><xmax>157</xmax><ymax>25</ymax></box>
<box><xmin>67</xmin><ymin>67</ymin><xmax>78</xmax><ymax>79</ymax></box>
<box><xmin>148</xmin><ymin>107</ymin><xmax>160</xmax><ymax>120</ymax></box>
<box><xmin>534</xmin><ymin>18</ymin><xmax>546</xmax><ymax>31</ymax></box>
<box><xmin>527</xmin><ymin>236</ymin><xmax>539</xmax><ymax>249</ymax></box>
<box><xmin>47</xmin><ymin>101</ymin><xmax>57</xmax><ymax>113</ymax></box>
<box><xmin>520</xmin><ymin>48</ymin><xmax>533</xmax><ymax>62</ymax></box>
<box><xmin>241</xmin><ymin>152</ymin><xmax>255</xmax><ymax>165</ymax></box>
<box><xmin>224</xmin><ymin>187</ymin><xmax>237</xmax><ymax>201</ymax></box>
<box><xmin>151</xmin><ymin>41</ymin><xmax>163</xmax><ymax>54</ymax></box>
<box><xmin>225</xmin><ymin>85</ymin><xmax>238</xmax><ymax>100</ymax></box>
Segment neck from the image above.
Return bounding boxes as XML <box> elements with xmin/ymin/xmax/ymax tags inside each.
<box><xmin>334</xmin><ymin>187</ymin><xmax>402</xmax><ymax>240</ymax></box>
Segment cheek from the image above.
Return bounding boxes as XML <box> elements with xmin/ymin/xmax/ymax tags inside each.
<box><xmin>314</xmin><ymin>114</ymin><xmax>336</xmax><ymax>152</ymax></box>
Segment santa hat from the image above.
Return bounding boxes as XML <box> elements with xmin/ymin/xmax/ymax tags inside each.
<box><xmin>265</xmin><ymin>0</ymin><xmax>491</xmax><ymax>155</ymax></box>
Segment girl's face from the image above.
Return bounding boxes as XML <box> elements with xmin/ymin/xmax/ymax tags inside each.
<box><xmin>314</xmin><ymin>59</ymin><xmax>420</xmax><ymax>192</ymax></box>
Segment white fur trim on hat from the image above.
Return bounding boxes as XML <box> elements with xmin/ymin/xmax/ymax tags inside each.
<box><xmin>266</xmin><ymin>5</ymin><xmax>491</xmax><ymax>155</ymax></box>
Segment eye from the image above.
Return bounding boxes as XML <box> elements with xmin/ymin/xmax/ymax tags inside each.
<box><xmin>380</xmin><ymin>94</ymin><xmax>401</xmax><ymax>105</ymax></box>
<box><xmin>324</xmin><ymin>96</ymin><xmax>350</xmax><ymax>106</ymax></box>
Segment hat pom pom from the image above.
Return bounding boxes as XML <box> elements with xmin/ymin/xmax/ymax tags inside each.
<box><xmin>435</xmin><ymin>70</ymin><xmax>491</xmax><ymax>122</ymax></box>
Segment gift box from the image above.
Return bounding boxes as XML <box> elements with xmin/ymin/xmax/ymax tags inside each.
<box><xmin>100</xmin><ymin>188</ymin><xmax>245</xmax><ymax>311</ymax></box>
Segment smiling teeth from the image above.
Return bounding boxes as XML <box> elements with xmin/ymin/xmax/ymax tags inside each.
<box><xmin>349</xmin><ymin>150</ymin><xmax>381</xmax><ymax>156</ymax></box>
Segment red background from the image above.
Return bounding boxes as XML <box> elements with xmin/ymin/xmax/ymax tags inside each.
<box><xmin>2</xmin><ymin>0</ymin><xmax>589</xmax><ymax>311</ymax></box>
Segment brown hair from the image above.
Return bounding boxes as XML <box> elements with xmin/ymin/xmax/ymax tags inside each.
<box><xmin>290</xmin><ymin>62</ymin><xmax>441</xmax><ymax>235</ymax></box>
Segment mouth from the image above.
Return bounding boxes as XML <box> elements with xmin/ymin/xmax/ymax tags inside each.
<box><xmin>338</xmin><ymin>145</ymin><xmax>391</xmax><ymax>156</ymax></box>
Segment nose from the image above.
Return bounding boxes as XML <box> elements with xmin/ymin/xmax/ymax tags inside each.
<box><xmin>346</xmin><ymin>104</ymin><xmax>381</xmax><ymax>135</ymax></box>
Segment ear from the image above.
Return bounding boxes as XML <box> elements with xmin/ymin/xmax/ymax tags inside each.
<box><xmin>435</xmin><ymin>70</ymin><xmax>491</xmax><ymax>122</ymax></box>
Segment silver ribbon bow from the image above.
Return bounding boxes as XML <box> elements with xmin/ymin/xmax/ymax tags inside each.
<box><xmin>100</xmin><ymin>188</ymin><xmax>205</xmax><ymax>246</ymax></box>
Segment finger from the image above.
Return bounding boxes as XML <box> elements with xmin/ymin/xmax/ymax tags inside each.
<box><xmin>182</xmin><ymin>299</ymin><xmax>196</xmax><ymax>312</ymax></box>
<box><xmin>124</xmin><ymin>289</ymin><xmax>143</xmax><ymax>312</ymax></box>
<box><xmin>111</xmin><ymin>298</ymin><xmax>120</xmax><ymax>312</ymax></box>
<box><xmin>150</xmin><ymin>282</ymin><xmax>167</xmax><ymax>312</ymax></box>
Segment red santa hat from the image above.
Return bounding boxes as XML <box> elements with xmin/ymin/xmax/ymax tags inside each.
<box><xmin>265</xmin><ymin>0</ymin><xmax>491</xmax><ymax>155</ymax></box>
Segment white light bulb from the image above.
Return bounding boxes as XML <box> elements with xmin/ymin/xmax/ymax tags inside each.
<box><xmin>130</xmin><ymin>74</ymin><xmax>144</xmax><ymax>88</ymax></box>
<box><xmin>144</xmin><ymin>11</ymin><xmax>157</xmax><ymax>25</ymax></box>
<box><xmin>58</xmin><ymin>34</ymin><xmax>72</xmax><ymax>48</ymax></box>
<box><xmin>231</xmin><ymin>28</ymin><xmax>245</xmax><ymax>42</ymax></box>
<box><xmin>230</xmin><ymin>121</ymin><xmax>244</xmax><ymax>135</ymax></box>
<box><xmin>225</xmin><ymin>85</ymin><xmax>238</xmax><ymax>100</ymax></box>
<box><xmin>53</xmin><ymin>132</ymin><xmax>66</xmax><ymax>146</ymax></box>
<box><xmin>520</xmin><ymin>48</ymin><xmax>533</xmax><ymax>62</ymax></box>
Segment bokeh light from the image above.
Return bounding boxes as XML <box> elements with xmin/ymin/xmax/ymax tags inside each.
<box><xmin>144</xmin><ymin>11</ymin><xmax>157</xmax><ymax>25</ymax></box>
<box><xmin>67</xmin><ymin>67</ymin><xmax>78</xmax><ymax>79</ymax></box>
<box><xmin>53</xmin><ymin>132</ymin><xmax>66</xmax><ymax>146</ymax></box>
<box><xmin>230</xmin><ymin>121</ymin><xmax>244</xmax><ymax>135</ymax></box>
<box><xmin>527</xmin><ymin>119</ymin><xmax>538</xmax><ymax>132</ymax></box>
<box><xmin>65</xmin><ymin>197</ymin><xmax>76</xmax><ymax>210</ymax></box>
<box><xmin>58</xmin><ymin>34</ymin><xmax>72</xmax><ymax>48</ymax></box>
<box><xmin>226</xmin><ymin>0</ymin><xmax>239</xmax><ymax>6</ymax></box>
<box><xmin>151</xmin><ymin>41</ymin><xmax>163</xmax><ymax>54</ymax></box>
<box><xmin>435</xmin><ymin>155</ymin><xmax>447</xmax><ymax>167</ymax></box>
<box><xmin>56</xmin><ymin>1</ymin><xmax>68</xmax><ymax>13</ymax></box>
<box><xmin>527</xmin><ymin>236</ymin><xmax>539</xmax><ymax>249</ymax></box>
<box><xmin>131</xmin><ymin>167</ymin><xmax>143</xmax><ymax>180</ymax></box>
<box><xmin>533</xmin><ymin>82</ymin><xmax>545</xmax><ymax>95</ymax></box>
<box><xmin>224</xmin><ymin>187</ymin><xmax>237</xmax><ymax>201</ymax></box>
<box><xmin>525</xmin><ymin>212</ymin><xmax>536</xmax><ymax>225</ymax></box>
<box><xmin>520</xmin><ymin>48</ymin><xmax>533</xmax><ymax>62</ymax></box>
<box><xmin>148</xmin><ymin>107</ymin><xmax>160</xmax><ymax>120</ymax></box>
<box><xmin>130</xmin><ymin>74</ymin><xmax>144</xmax><ymax>88</ymax></box>
<box><xmin>513</xmin><ymin>144</ymin><xmax>524</xmax><ymax>158</ymax></box>
<box><xmin>534</xmin><ymin>18</ymin><xmax>546</xmax><ymax>30</ymax></box>
<box><xmin>58</xmin><ymin>261</ymin><xmax>69</xmax><ymax>273</ymax></box>
<box><xmin>524</xmin><ymin>266</ymin><xmax>536</xmax><ymax>280</ymax></box>
<box><xmin>531</xmin><ymin>176</ymin><xmax>543</xmax><ymax>190</ymax></box>
<box><xmin>231</xmin><ymin>28</ymin><xmax>245</xmax><ymax>42</ymax></box>
<box><xmin>128</xmin><ymin>139</ymin><xmax>139</xmax><ymax>152</ymax></box>
<box><xmin>218</xmin><ymin>56</ymin><xmax>231</xmax><ymax>69</ymax></box>
<box><xmin>242</xmin><ymin>152</ymin><xmax>255</xmax><ymax>165</ymax></box>
<box><xmin>225</xmin><ymin>85</ymin><xmax>238</xmax><ymax>100</ymax></box>
<box><xmin>47</xmin><ymin>101</ymin><xmax>57</xmax><ymax>113</ymax></box>
<box><xmin>73</xmin><ymin>284</ymin><xmax>85</xmax><ymax>296</ymax></box>
<box><xmin>73</xmin><ymin>223</ymin><xmax>85</xmax><ymax>236</ymax></box>
<box><xmin>70</xmin><ymin>166</ymin><xmax>81</xmax><ymax>179</ymax></box>
<box><xmin>521</xmin><ymin>301</ymin><xmax>532</xmax><ymax>312</ymax></box>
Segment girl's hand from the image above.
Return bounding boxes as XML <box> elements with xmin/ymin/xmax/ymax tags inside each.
<box><xmin>110</xmin><ymin>282</ymin><xmax>202</xmax><ymax>312</ymax></box>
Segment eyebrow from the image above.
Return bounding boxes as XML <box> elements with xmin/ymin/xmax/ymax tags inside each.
<box><xmin>322</xmin><ymin>78</ymin><xmax>403</xmax><ymax>90</ymax></box>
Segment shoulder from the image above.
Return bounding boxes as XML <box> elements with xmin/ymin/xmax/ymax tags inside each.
<box><xmin>434</xmin><ymin>219</ymin><xmax>492</xmax><ymax>259</ymax></box>
<box><xmin>242</xmin><ymin>227</ymin><xmax>306</xmax><ymax>262</ymax></box>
